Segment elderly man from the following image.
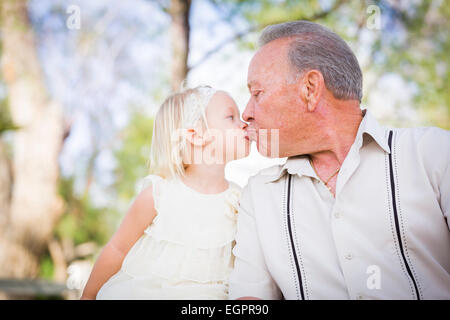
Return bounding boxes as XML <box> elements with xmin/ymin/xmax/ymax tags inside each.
<box><xmin>228</xmin><ymin>20</ymin><xmax>450</xmax><ymax>300</ymax></box>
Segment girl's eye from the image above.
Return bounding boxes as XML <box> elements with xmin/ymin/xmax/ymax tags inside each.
<box><xmin>227</xmin><ymin>115</ymin><xmax>234</xmax><ymax>120</ymax></box>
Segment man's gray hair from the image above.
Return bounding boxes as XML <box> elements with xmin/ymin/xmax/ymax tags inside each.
<box><xmin>259</xmin><ymin>20</ymin><xmax>362</xmax><ymax>102</ymax></box>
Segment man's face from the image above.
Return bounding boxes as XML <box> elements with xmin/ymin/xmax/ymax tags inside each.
<box><xmin>243</xmin><ymin>38</ymin><xmax>308</xmax><ymax>158</ymax></box>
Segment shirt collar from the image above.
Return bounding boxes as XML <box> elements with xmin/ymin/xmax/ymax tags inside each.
<box><xmin>261</xmin><ymin>155</ymin><xmax>311</xmax><ymax>184</ymax></box>
<box><xmin>360</xmin><ymin>108</ymin><xmax>391</xmax><ymax>154</ymax></box>
<box><xmin>262</xmin><ymin>108</ymin><xmax>390</xmax><ymax>184</ymax></box>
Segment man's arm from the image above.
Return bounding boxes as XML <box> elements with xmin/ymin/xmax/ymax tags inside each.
<box><xmin>228</xmin><ymin>179</ymin><xmax>282</xmax><ymax>300</ymax></box>
<box><xmin>421</xmin><ymin>127</ymin><xmax>450</xmax><ymax>229</ymax></box>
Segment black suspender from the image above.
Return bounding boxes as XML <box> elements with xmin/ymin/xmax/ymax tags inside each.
<box><xmin>285</xmin><ymin>173</ymin><xmax>305</xmax><ymax>300</ymax></box>
<box><xmin>387</xmin><ymin>130</ymin><xmax>421</xmax><ymax>300</ymax></box>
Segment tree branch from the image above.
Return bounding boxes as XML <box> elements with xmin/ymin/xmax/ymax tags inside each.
<box><xmin>154</xmin><ymin>0</ymin><xmax>169</xmax><ymax>14</ymax></box>
<box><xmin>189</xmin><ymin>0</ymin><xmax>345</xmax><ymax>71</ymax></box>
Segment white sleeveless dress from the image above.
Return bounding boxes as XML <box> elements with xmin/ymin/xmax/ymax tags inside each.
<box><xmin>96</xmin><ymin>174</ymin><xmax>241</xmax><ymax>300</ymax></box>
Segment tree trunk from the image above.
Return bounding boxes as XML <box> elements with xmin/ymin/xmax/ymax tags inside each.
<box><xmin>0</xmin><ymin>139</ymin><xmax>12</xmax><ymax>232</ymax></box>
<box><xmin>170</xmin><ymin>0</ymin><xmax>191</xmax><ymax>92</ymax></box>
<box><xmin>0</xmin><ymin>0</ymin><xmax>65</xmax><ymax>278</ymax></box>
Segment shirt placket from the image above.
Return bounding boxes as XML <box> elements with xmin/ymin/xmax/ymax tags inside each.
<box><xmin>329</xmin><ymin>135</ymin><xmax>364</xmax><ymax>299</ymax></box>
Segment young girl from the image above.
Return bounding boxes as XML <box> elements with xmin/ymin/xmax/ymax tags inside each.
<box><xmin>81</xmin><ymin>86</ymin><xmax>250</xmax><ymax>300</ymax></box>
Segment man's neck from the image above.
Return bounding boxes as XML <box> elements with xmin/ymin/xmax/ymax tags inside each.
<box><xmin>309</xmin><ymin>104</ymin><xmax>363</xmax><ymax>174</ymax></box>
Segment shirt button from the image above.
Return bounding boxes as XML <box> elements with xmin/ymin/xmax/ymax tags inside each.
<box><xmin>345</xmin><ymin>253</ymin><xmax>353</xmax><ymax>260</ymax></box>
<box><xmin>356</xmin><ymin>294</ymin><xmax>364</xmax><ymax>300</ymax></box>
<box><xmin>334</xmin><ymin>211</ymin><xmax>341</xmax><ymax>218</ymax></box>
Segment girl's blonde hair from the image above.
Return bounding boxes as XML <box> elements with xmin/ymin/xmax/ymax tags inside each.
<box><xmin>148</xmin><ymin>85</ymin><xmax>216</xmax><ymax>179</ymax></box>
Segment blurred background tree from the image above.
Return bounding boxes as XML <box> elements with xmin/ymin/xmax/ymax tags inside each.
<box><xmin>0</xmin><ymin>0</ymin><xmax>65</xmax><ymax>281</ymax></box>
<box><xmin>0</xmin><ymin>0</ymin><xmax>448</xmax><ymax>299</ymax></box>
<box><xmin>369</xmin><ymin>0</ymin><xmax>450</xmax><ymax>128</ymax></box>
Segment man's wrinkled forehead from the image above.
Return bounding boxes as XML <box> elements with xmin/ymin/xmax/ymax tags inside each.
<box><xmin>247</xmin><ymin>38</ymin><xmax>292</xmax><ymax>88</ymax></box>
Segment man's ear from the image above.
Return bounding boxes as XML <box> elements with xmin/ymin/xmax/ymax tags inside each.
<box><xmin>300</xmin><ymin>69</ymin><xmax>324</xmax><ymax>112</ymax></box>
<box><xmin>185</xmin><ymin>128</ymin><xmax>206</xmax><ymax>147</ymax></box>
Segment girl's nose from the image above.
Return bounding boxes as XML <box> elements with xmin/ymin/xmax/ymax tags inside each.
<box><xmin>240</xmin><ymin>120</ymin><xmax>248</xmax><ymax>130</ymax></box>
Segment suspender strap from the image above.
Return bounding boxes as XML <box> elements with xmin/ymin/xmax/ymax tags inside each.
<box><xmin>286</xmin><ymin>173</ymin><xmax>305</xmax><ymax>300</ymax></box>
<box><xmin>387</xmin><ymin>130</ymin><xmax>421</xmax><ymax>300</ymax></box>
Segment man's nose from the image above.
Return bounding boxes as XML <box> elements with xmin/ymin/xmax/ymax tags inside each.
<box><xmin>242</xmin><ymin>99</ymin><xmax>254</xmax><ymax>123</ymax></box>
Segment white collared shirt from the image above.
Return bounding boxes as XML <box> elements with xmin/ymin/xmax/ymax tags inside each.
<box><xmin>228</xmin><ymin>109</ymin><xmax>450</xmax><ymax>300</ymax></box>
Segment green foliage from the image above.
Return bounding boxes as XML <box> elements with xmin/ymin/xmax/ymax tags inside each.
<box><xmin>370</xmin><ymin>0</ymin><xmax>450</xmax><ymax>128</ymax></box>
<box><xmin>53</xmin><ymin>110</ymin><xmax>153</xmax><ymax>250</ymax></box>
<box><xmin>113</xmin><ymin>110</ymin><xmax>154</xmax><ymax>202</ymax></box>
<box><xmin>243</xmin><ymin>0</ymin><xmax>324</xmax><ymax>26</ymax></box>
<box><xmin>215</xmin><ymin>0</ymin><xmax>340</xmax><ymax>27</ymax></box>
<box><xmin>39</xmin><ymin>253</ymin><xmax>54</xmax><ymax>280</ymax></box>
<box><xmin>55</xmin><ymin>176</ymin><xmax>113</xmax><ymax>247</ymax></box>
<box><xmin>0</xmin><ymin>98</ymin><xmax>20</xmax><ymax>135</ymax></box>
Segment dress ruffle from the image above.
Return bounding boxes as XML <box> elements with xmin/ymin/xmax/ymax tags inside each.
<box><xmin>99</xmin><ymin>174</ymin><xmax>242</xmax><ymax>299</ymax></box>
<box><xmin>224</xmin><ymin>184</ymin><xmax>241</xmax><ymax>221</ymax></box>
<box><xmin>121</xmin><ymin>233</ymin><xmax>236</xmax><ymax>283</ymax></box>
<box><xmin>97</xmin><ymin>269</ymin><xmax>229</xmax><ymax>300</ymax></box>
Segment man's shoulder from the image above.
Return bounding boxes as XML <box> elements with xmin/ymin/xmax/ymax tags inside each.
<box><xmin>393</xmin><ymin>126</ymin><xmax>449</xmax><ymax>141</ymax></box>
<box><xmin>239</xmin><ymin>164</ymin><xmax>286</xmax><ymax>208</ymax></box>
<box><xmin>392</xmin><ymin>126</ymin><xmax>449</xmax><ymax>155</ymax></box>
<box><xmin>390</xmin><ymin>126</ymin><xmax>449</xmax><ymax>177</ymax></box>
<box><xmin>257</xmin><ymin>164</ymin><xmax>285</xmax><ymax>177</ymax></box>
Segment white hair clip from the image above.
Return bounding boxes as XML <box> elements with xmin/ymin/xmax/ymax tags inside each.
<box><xmin>183</xmin><ymin>86</ymin><xmax>217</xmax><ymax>129</ymax></box>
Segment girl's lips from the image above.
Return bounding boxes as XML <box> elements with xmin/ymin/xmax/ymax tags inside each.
<box><xmin>245</xmin><ymin>131</ymin><xmax>257</xmax><ymax>142</ymax></box>
<box><xmin>243</xmin><ymin>129</ymin><xmax>252</xmax><ymax>141</ymax></box>
<box><xmin>245</xmin><ymin>128</ymin><xmax>257</xmax><ymax>141</ymax></box>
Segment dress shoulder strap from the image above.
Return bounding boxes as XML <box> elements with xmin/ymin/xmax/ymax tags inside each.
<box><xmin>139</xmin><ymin>174</ymin><xmax>164</xmax><ymax>212</ymax></box>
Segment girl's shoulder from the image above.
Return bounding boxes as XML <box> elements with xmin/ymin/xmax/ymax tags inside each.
<box><xmin>139</xmin><ymin>174</ymin><xmax>165</xmax><ymax>190</ymax></box>
<box><xmin>137</xmin><ymin>174</ymin><xmax>168</xmax><ymax>212</ymax></box>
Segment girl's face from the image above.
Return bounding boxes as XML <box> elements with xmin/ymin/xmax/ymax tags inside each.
<box><xmin>204</xmin><ymin>91</ymin><xmax>250</xmax><ymax>163</ymax></box>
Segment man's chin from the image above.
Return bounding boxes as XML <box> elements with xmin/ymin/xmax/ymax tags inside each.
<box><xmin>255</xmin><ymin>142</ymin><xmax>276</xmax><ymax>158</ymax></box>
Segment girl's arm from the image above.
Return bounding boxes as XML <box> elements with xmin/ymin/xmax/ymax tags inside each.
<box><xmin>80</xmin><ymin>185</ymin><xmax>158</xmax><ymax>299</ymax></box>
